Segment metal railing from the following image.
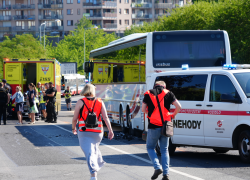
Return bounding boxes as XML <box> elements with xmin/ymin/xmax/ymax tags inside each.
<box><xmin>0</xmin><ymin>5</ymin><xmax>11</xmax><ymax>10</ymax></box>
<box><xmin>103</xmin><ymin>23</ymin><xmax>117</xmax><ymax>29</ymax></box>
<box><xmin>155</xmin><ymin>13</ymin><xmax>170</xmax><ymax>18</ymax></box>
<box><xmin>13</xmin><ymin>15</ymin><xmax>35</xmax><ymax>20</ymax></box>
<box><xmin>132</xmin><ymin>14</ymin><xmax>152</xmax><ymax>19</ymax></box>
<box><xmin>88</xmin><ymin>13</ymin><xmax>102</xmax><ymax>18</ymax></box>
<box><xmin>0</xmin><ymin>27</ymin><xmax>12</xmax><ymax>31</ymax></box>
<box><xmin>154</xmin><ymin>3</ymin><xmax>172</xmax><ymax>8</ymax></box>
<box><xmin>131</xmin><ymin>3</ymin><xmax>152</xmax><ymax>8</ymax></box>
<box><xmin>12</xmin><ymin>26</ymin><xmax>36</xmax><ymax>31</ymax></box>
<box><xmin>83</xmin><ymin>1</ymin><xmax>117</xmax><ymax>7</ymax></box>
<box><xmin>0</xmin><ymin>16</ymin><xmax>12</xmax><ymax>21</ymax></box>
<box><xmin>45</xmin><ymin>26</ymin><xmax>64</xmax><ymax>31</ymax></box>
<box><xmin>13</xmin><ymin>4</ymin><xmax>35</xmax><ymax>9</ymax></box>
<box><xmin>38</xmin><ymin>4</ymin><xmax>63</xmax><ymax>9</ymax></box>
<box><xmin>38</xmin><ymin>14</ymin><xmax>63</xmax><ymax>20</ymax></box>
<box><xmin>103</xmin><ymin>12</ymin><xmax>117</xmax><ymax>17</ymax></box>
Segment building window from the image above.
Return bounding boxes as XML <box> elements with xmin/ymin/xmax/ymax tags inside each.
<box><xmin>77</xmin><ymin>0</ymin><xmax>81</xmax><ymax>3</ymax></box>
<box><xmin>16</xmin><ymin>10</ymin><xmax>21</xmax><ymax>15</ymax></box>
<box><xmin>67</xmin><ymin>9</ymin><xmax>73</xmax><ymax>15</ymax></box>
<box><xmin>28</xmin><ymin>21</ymin><xmax>35</xmax><ymax>29</ymax></box>
<box><xmin>124</xmin><ymin>0</ymin><xmax>129</xmax><ymax>3</ymax></box>
<box><xmin>132</xmin><ymin>20</ymin><xmax>135</xmax><ymax>24</ymax></box>
<box><xmin>77</xmin><ymin>9</ymin><xmax>80</xmax><ymax>15</ymax></box>
<box><xmin>125</xmin><ymin>20</ymin><xmax>129</xmax><ymax>25</ymax></box>
<box><xmin>3</xmin><ymin>11</ymin><xmax>11</xmax><ymax>16</ymax></box>
<box><xmin>132</xmin><ymin>9</ymin><xmax>135</xmax><ymax>14</ymax></box>
<box><xmin>119</xmin><ymin>9</ymin><xmax>121</xmax><ymax>14</ymax></box>
<box><xmin>124</xmin><ymin>9</ymin><xmax>129</xmax><ymax>14</ymax></box>
<box><xmin>119</xmin><ymin>0</ymin><xmax>121</xmax><ymax>3</ymax></box>
<box><xmin>16</xmin><ymin>21</ymin><xmax>22</xmax><ymax>26</ymax></box>
<box><xmin>67</xmin><ymin>0</ymin><xmax>73</xmax><ymax>4</ymax></box>
<box><xmin>67</xmin><ymin>20</ymin><xmax>73</xmax><ymax>26</ymax></box>
<box><xmin>119</xmin><ymin>20</ymin><xmax>122</xmax><ymax>25</ymax></box>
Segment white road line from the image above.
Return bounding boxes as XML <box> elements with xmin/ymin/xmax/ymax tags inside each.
<box><xmin>54</xmin><ymin>125</ymin><xmax>204</xmax><ymax>180</ymax></box>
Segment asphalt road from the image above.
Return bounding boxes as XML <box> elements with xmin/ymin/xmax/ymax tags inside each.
<box><xmin>0</xmin><ymin>95</ymin><xmax>250</xmax><ymax>180</ymax></box>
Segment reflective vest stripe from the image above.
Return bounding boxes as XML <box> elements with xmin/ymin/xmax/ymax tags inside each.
<box><xmin>79</xmin><ymin>121</ymin><xmax>102</xmax><ymax>125</ymax></box>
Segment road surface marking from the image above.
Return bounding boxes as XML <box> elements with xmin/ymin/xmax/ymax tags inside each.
<box><xmin>54</xmin><ymin>125</ymin><xmax>204</xmax><ymax>180</ymax></box>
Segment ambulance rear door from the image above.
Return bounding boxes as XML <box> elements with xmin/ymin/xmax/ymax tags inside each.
<box><xmin>4</xmin><ymin>62</ymin><xmax>23</xmax><ymax>95</ymax></box>
<box><xmin>36</xmin><ymin>62</ymin><xmax>54</xmax><ymax>85</ymax></box>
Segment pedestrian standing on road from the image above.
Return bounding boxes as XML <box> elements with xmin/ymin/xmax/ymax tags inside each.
<box><xmin>72</xmin><ymin>84</ymin><xmax>114</xmax><ymax>180</ymax></box>
<box><xmin>64</xmin><ymin>86</ymin><xmax>72</xmax><ymax>111</ymax></box>
<box><xmin>142</xmin><ymin>81</ymin><xmax>181</xmax><ymax>180</ymax></box>
<box><xmin>44</xmin><ymin>82</ymin><xmax>57</xmax><ymax>123</ymax></box>
<box><xmin>0</xmin><ymin>82</ymin><xmax>9</xmax><ymax>125</ymax></box>
<box><xmin>2</xmin><ymin>79</ymin><xmax>12</xmax><ymax>117</ymax></box>
<box><xmin>12</xmin><ymin>86</ymin><xmax>24</xmax><ymax>124</ymax></box>
<box><xmin>39</xmin><ymin>85</ymin><xmax>47</xmax><ymax>120</ymax></box>
<box><xmin>27</xmin><ymin>83</ymin><xmax>38</xmax><ymax>124</ymax></box>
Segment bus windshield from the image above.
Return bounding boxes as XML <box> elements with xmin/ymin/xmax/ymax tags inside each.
<box><xmin>153</xmin><ymin>31</ymin><xmax>226</xmax><ymax>68</ymax></box>
<box><xmin>234</xmin><ymin>73</ymin><xmax>250</xmax><ymax>98</ymax></box>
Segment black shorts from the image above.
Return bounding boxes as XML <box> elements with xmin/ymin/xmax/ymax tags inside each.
<box><xmin>16</xmin><ymin>103</ymin><xmax>24</xmax><ymax>112</ymax></box>
<box><xmin>66</xmin><ymin>98</ymin><xmax>71</xmax><ymax>104</ymax></box>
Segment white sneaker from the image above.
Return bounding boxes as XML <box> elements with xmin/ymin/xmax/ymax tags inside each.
<box><xmin>90</xmin><ymin>177</ymin><xmax>97</xmax><ymax>180</ymax></box>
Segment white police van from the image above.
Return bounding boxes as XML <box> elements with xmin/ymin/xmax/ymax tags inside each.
<box><xmin>145</xmin><ymin>64</ymin><xmax>250</xmax><ymax>163</ymax></box>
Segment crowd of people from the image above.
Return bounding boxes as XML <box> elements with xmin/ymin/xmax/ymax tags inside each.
<box><xmin>0</xmin><ymin>79</ymin><xmax>57</xmax><ymax>125</ymax></box>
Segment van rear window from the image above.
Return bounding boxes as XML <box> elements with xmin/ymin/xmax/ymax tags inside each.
<box><xmin>155</xmin><ymin>75</ymin><xmax>208</xmax><ymax>101</ymax></box>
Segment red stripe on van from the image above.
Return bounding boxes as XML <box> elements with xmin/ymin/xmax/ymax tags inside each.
<box><xmin>170</xmin><ymin>109</ymin><xmax>250</xmax><ymax>116</ymax></box>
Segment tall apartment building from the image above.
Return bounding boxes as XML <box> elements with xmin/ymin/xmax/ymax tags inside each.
<box><xmin>0</xmin><ymin>0</ymin><xmax>189</xmax><ymax>42</ymax></box>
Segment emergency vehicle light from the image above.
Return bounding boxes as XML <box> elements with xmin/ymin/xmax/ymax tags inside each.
<box><xmin>223</xmin><ymin>64</ymin><xmax>250</xmax><ymax>70</ymax></box>
<box><xmin>182</xmin><ymin>64</ymin><xmax>189</xmax><ymax>70</ymax></box>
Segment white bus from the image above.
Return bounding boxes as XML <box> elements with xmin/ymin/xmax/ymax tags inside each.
<box><xmin>61</xmin><ymin>74</ymin><xmax>85</xmax><ymax>96</ymax></box>
<box><xmin>89</xmin><ymin>31</ymin><xmax>231</xmax><ymax>135</ymax></box>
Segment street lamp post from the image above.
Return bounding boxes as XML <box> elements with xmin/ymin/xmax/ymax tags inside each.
<box><xmin>83</xmin><ymin>25</ymin><xmax>98</xmax><ymax>83</ymax></box>
<box><xmin>40</xmin><ymin>23</ymin><xmax>46</xmax><ymax>47</ymax></box>
<box><xmin>55</xmin><ymin>19</ymin><xmax>61</xmax><ymax>44</ymax></box>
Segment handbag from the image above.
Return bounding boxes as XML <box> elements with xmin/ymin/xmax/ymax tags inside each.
<box><xmin>156</xmin><ymin>92</ymin><xmax>174</xmax><ymax>137</ymax></box>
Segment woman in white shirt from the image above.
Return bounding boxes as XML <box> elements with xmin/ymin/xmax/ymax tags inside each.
<box><xmin>12</xmin><ymin>86</ymin><xmax>24</xmax><ymax>124</ymax></box>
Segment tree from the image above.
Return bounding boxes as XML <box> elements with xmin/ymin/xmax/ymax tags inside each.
<box><xmin>47</xmin><ymin>17</ymin><xmax>117</xmax><ymax>74</ymax></box>
<box><xmin>0</xmin><ymin>34</ymin><xmax>46</xmax><ymax>80</ymax></box>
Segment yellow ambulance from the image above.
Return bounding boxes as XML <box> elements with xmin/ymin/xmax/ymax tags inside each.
<box><xmin>3</xmin><ymin>58</ymin><xmax>61</xmax><ymax>115</ymax></box>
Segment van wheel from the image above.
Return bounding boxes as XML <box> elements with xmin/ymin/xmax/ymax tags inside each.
<box><xmin>238</xmin><ymin>130</ymin><xmax>250</xmax><ymax>163</ymax></box>
<box><xmin>155</xmin><ymin>138</ymin><xmax>176</xmax><ymax>156</ymax></box>
<box><xmin>119</xmin><ymin>107</ymin><xmax>126</xmax><ymax>133</ymax></box>
<box><xmin>213</xmin><ymin>149</ymin><xmax>229</xmax><ymax>154</ymax></box>
<box><xmin>126</xmin><ymin>109</ymin><xmax>134</xmax><ymax>136</ymax></box>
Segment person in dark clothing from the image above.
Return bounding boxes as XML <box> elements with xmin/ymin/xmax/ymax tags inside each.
<box><xmin>142</xmin><ymin>81</ymin><xmax>181</xmax><ymax>180</ymax></box>
<box><xmin>44</xmin><ymin>82</ymin><xmax>57</xmax><ymax>123</ymax></box>
<box><xmin>0</xmin><ymin>82</ymin><xmax>9</xmax><ymax>125</ymax></box>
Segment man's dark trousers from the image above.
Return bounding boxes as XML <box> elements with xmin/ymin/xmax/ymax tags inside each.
<box><xmin>0</xmin><ymin>105</ymin><xmax>7</xmax><ymax>125</ymax></box>
<box><xmin>47</xmin><ymin>102</ymin><xmax>57</xmax><ymax>122</ymax></box>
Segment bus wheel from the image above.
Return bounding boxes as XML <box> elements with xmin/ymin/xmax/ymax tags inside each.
<box><xmin>119</xmin><ymin>107</ymin><xmax>125</xmax><ymax>133</ymax></box>
<box><xmin>126</xmin><ymin>108</ymin><xmax>134</xmax><ymax>136</ymax></box>
<box><xmin>238</xmin><ymin>130</ymin><xmax>250</xmax><ymax>163</ymax></box>
<box><xmin>213</xmin><ymin>149</ymin><xmax>229</xmax><ymax>154</ymax></box>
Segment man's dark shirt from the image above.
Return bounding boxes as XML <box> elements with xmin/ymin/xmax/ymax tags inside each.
<box><xmin>143</xmin><ymin>87</ymin><xmax>176</xmax><ymax>129</ymax></box>
<box><xmin>0</xmin><ymin>87</ymin><xmax>8</xmax><ymax>105</ymax></box>
<box><xmin>47</xmin><ymin>87</ymin><xmax>57</xmax><ymax>103</ymax></box>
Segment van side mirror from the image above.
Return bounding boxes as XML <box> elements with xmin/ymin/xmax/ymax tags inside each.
<box><xmin>220</xmin><ymin>94</ymin><xmax>242</xmax><ymax>104</ymax></box>
<box><xmin>84</xmin><ymin>62</ymin><xmax>94</xmax><ymax>73</ymax></box>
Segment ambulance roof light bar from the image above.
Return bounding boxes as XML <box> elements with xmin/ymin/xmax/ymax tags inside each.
<box><xmin>223</xmin><ymin>64</ymin><xmax>250</xmax><ymax>70</ymax></box>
